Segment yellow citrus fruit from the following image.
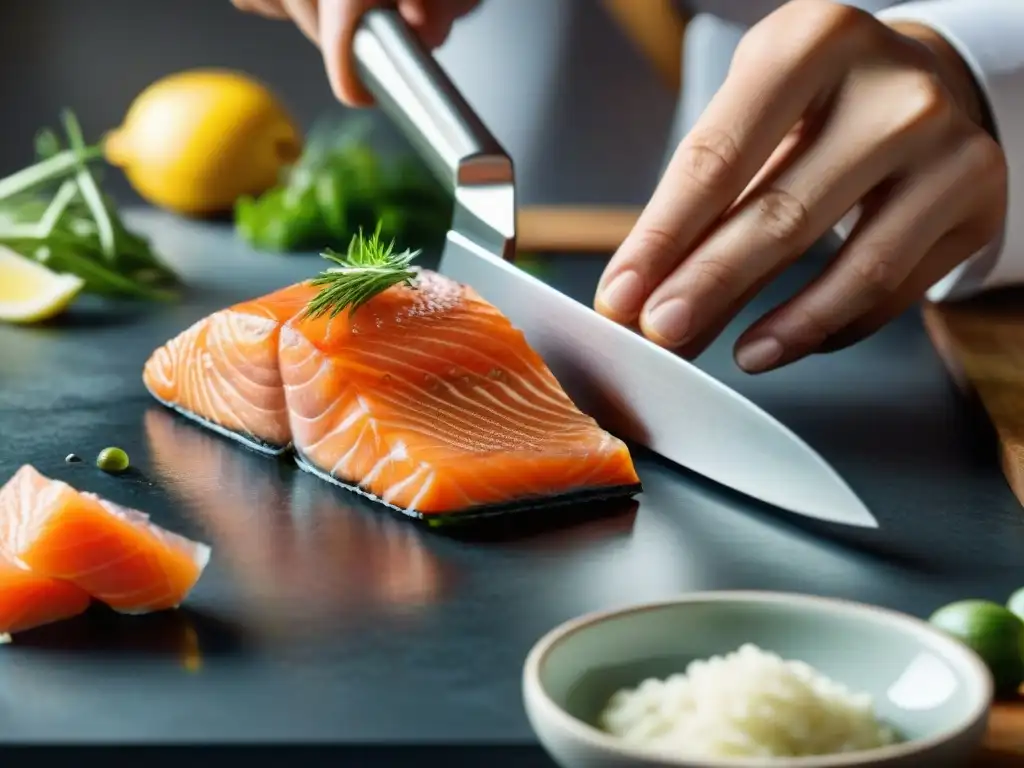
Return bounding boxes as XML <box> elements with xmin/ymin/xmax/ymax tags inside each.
<box><xmin>0</xmin><ymin>246</ymin><xmax>84</xmax><ymax>324</ymax></box>
<box><xmin>104</xmin><ymin>69</ymin><xmax>303</xmax><ymax>217</ymax></box>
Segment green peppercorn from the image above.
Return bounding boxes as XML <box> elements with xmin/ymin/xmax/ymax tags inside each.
<box><xmin>96</xmin><ymin>447</ymin><xmax>130</xmax><ymax>473</ymax></box>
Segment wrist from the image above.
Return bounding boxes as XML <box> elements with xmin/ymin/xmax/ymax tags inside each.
<box><xmin>888</xmin><ymin>20</ymin><xmax>990</xmax><ymax>131</ymax></box>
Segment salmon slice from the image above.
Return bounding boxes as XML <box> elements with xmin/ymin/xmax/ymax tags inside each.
<box><xmin>279</xmin><ymin>269</ymin><xmax>642</xmax><ymax>519</ymax></box>
<box><xmin>0</xmin><ymin>557</ymin><xmax>91</xmax><ymax>635</ymax></box>
<box><xmin>0</xmin><ymin>465</ymin><xmax>211</xmax><ymax>614</ymax></box>
<box><xmin>143</xmin><ymin>282</ymin><xmax>318</xmax><ymax>455</ymax></box>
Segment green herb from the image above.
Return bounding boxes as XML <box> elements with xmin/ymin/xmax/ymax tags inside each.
<box><xmin>96</xmin><ymin>446</ymin><xmax>130</xmax><ymax>473</ymax></box>
<box><xmin>303</xmin><ymin>222</ymin><xmax>420</xmax><ymax>320</ymax></box>
<box><xmin>235</xmin><ymin>117</ymin><xmax>452</xmax><ymax>254</ymax></box>
<box><xmin>0</xmin><ymin>110</ymin><xmax>179</xmax><ymax>301</ymax></box>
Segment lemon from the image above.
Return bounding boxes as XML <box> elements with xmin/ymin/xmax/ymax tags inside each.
<box><xmin>104</xmin><ymin>69</ymin><xmax>303</xmax><ymax>217</ymax></box>
<box><xmin>930</xmin><ymin>599</ymin><xmax>1024</xmax><ymax>698</ymax></box>
<box><xmin>0</xmin><ymin>246</ymin><xmax>84</xmax><ymax>323</ymax></box>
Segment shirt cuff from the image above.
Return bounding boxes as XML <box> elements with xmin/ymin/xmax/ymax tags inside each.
<box><xmin>858</xmin><ymin>1</ymin><xmax>1024</xmax><ymax>302</ymax></box>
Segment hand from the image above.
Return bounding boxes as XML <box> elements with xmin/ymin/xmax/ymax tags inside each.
<box><xmin>230</xmin><ymin>0</ymin><xmax>479</xmax><ymax>105</ymax></box>
<box><xmin>595</xmin><ymin>0</ymin><xmax>1007</xmax><ymax>373</ymax></box>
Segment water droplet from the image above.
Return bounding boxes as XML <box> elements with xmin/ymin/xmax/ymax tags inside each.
<box><xmin>381</xmin><ymin>373</ymin><xmax>392</xmax><ymax>384</ymax></box>
<box><xmin>65</xmin><ymin>453</ymin><xmax>81</xmax><ymax>463</ymax></box>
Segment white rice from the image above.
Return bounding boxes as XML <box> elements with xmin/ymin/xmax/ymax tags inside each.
<box><xmin>598</xmin><ymin>644</ymin><xmax>899</xmax><ymax>760</ymax></box>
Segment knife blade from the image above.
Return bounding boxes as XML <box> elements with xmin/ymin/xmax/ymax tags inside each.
<box><xmin>352</xmin><ymin>9</ymin><xmax>877</xmax><ymax>529</ymax></box>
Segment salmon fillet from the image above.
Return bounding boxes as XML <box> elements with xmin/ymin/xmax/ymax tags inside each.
<box><xmin>0</xmin><ymin>557</ymin><xmax>91</xmax><ymax>635</ymax></box>
<box><xmin>279</xmin><ymin>269</ymin><xmax>641</xmax><ymax>518</ymax></box>
<box><xmin>143</xmin><ymin>282</ymin><xmax>317</xmax><ymax>455</ymax></box>
<box><xmin>0</xmin><ymin>465</ymin><xmax>211</xmax><ymax>614</ymax></box>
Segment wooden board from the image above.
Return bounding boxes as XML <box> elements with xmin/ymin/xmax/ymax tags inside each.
<box><xmin>923</xmin><ymin>295</ymin><xmax>1024</xmax><ymax>508</ymax></box>
<box><xmin>923</xmin><ymin>295</ymin><xmax>1024</xmax><ymax>764</ymax></box>
<box><xmin>978</xmin><ymin>700</ymin><xmax>1024</xmax><ymax>765</ymax></box>
<box><xmin>516</xmin><ymin>205</ymin><xmax>1024</xmax><ymax>763</ymax></box>
<box><xmin>517</xmin><ymin>205</ymin><xmax>641</xmax><ymax>254</ymax></box>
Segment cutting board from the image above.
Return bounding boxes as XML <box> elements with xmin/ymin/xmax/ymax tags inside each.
<box><xmin>516</xmin><ymin>204</ymin><xmax>1024</xmax><ymax>765</ymax></box>
<box><xmin>923</xmin><ymin>294</ymin><xmax>1024</xmax><ymax>508</ymax></box>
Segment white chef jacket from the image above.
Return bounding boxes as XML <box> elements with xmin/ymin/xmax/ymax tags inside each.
<box><xmin>434</xmin><ymin>0</ymin><xmax>1024</xmax><ymax>303</ymax></box>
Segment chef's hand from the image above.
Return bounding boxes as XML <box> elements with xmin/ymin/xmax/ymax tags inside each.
<box><xmin>230</xmin><ymin>0</ymin><xmax>479</xmax><ymax>105</ymax></box>
<box><xmin>596</xmin><ymin>0</ymin><xmax>1007</xmax><ymax>374</ymax></box>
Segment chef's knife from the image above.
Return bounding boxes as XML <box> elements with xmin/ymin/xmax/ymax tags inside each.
<box><xmin>352</xmin><ymin>9</ymin><xmax>877</xmax><ymax>529</ymax></box>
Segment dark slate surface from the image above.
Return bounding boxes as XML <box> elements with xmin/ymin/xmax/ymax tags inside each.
<box><xmin>0</xmin><ymin>209</ymin><xmax>1020</xmax><ymax>745</ymax></box>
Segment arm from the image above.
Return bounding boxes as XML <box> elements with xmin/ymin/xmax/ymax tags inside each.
<box><xmin>876</xmin><ymin>0</ymin><xmax>1024</xmax><ymax>302</ymax></box>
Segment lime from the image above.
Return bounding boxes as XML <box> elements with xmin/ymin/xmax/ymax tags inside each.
<box><xmin>1007</xmin><ymin>588</ymin><xmax>1024</xmax><ymax>623</ymax></box>
<box><xmin>930</xmin><ymin>599</ymin><xmax>1024</xmax><ymax>697</ymax></box>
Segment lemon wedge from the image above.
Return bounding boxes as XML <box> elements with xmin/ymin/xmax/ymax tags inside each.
<box><xmin>0</xmin><ymin>246</ymin><xmax>84</xmax><ymax>324</ymax></box>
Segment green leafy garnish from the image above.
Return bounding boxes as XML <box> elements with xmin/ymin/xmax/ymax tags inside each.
<box><xmin>235</xmin><ymin>117</ymin><xmax>451</xmax><ymax>254</ymax></box>
<box><xmin>303</xmin><ymin>222</ymin><xmax>420</xmax><ymax>320</ymax></box>
<box><xmin>0</xmin><ymin>110</ymin><xmax>179</xmax><ymax>301</ymax></box>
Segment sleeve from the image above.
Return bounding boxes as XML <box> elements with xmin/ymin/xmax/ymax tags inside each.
<box><xmin>843</xmin><ymin>1</ymin><xmax>1024</xmax><ymax>302</ymax></box>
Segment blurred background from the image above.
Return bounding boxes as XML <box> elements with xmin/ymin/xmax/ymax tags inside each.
<box><xmin>0</xmin><ymin>0</ymin><xmax>682</xmax><ymax>207</ymax></box>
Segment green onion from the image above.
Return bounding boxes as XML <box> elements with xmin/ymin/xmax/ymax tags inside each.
<box><xmin>0</xmin><ymin>109</ymin><xmax>180</xmax><ymax>301</ymax></box>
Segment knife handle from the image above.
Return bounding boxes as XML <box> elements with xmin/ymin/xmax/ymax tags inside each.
<box><xmin>352</xmin><ymin>8</ymin><xmax>513</xmax><ymax>192</ymax></box>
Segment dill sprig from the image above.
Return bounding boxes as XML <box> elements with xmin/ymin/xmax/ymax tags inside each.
<box><xmin>302</xmin><ymin>222</ymin><xmax>420</xmax><ymax>319</ymax></box>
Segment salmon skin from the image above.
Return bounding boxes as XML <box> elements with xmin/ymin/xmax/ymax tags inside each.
<box><xmin>143</xmin><ymin>282</ymin><xmax>318</xmax><ymax>456</ymax></box>
<box><xmin>0</xmin><ymin>465</ymin><xmax>211</xmax><ymax>618</ymax></box>
<box><xmin>145</xmin><ymin>269</ymin><xmax>642</xmax><ymax>523</ymax></box>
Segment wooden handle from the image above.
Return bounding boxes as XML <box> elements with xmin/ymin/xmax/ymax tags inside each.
<box><xmin>517</xmin><ymin>205</ymin><xmax>642</xmax><ymax>254</ymax></box>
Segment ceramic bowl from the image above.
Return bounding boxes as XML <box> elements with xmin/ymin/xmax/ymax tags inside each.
<box><xmin>523</xmin><ymin>591</ymin><xmax>992</xmax><ymax>768</ymax></box>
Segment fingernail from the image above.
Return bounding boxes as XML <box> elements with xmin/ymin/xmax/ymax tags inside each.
<box><xmin>643</xmin><ymin>298</ymin><xmax>692</xmax><ymax>346</ymax></box>
<box><xmin>597</xmin><ymin>270</ymin><xmax>644</xmax><ymax>317</ymax></box>
<box><xmin>735</xmin><ymin>337</ymin><xmax>783</xmax><ymax>373</ymax></box>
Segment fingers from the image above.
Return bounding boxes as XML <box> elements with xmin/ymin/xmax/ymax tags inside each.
<box><xmin>319</xmin><ymin>0</ymin><xmax>473</xmax><ymax>107</ymax></box>
<box><xmin>595</xmin><ymin>2</ymin><xmax>871</xmax><ymax>325</ymax></box>
<box><xmin>282</xmin><ymin>0</ymin><xmax>320</xmax><ymax>43</ymax></box>
<box><xmin>733</xmin><ymin>131</ymin><xmax>1006</xmax><ymax>373</ymax></box>
<box><xmin>815</xmin><ymin>228</ymin><xmax>984</xmax><ymax>354</ymax></box>
<box><xmin>231</xmin><ymin>0</ymin><xmax>291</xmax><ymax>19</ymax></box>
<box><xmin>319</xmin><ymin>0</ymin><xmax>376</xmax><ymax>106</ymax></box>
<box><xmin>404</xmin><ymin>0</ymin><xmax>480</xmax><ymax>48</ymax></box>
<box><xmin>635</xmin><ymin>68</ymin><xmax>951</xmax><ymax>352</ymax></box>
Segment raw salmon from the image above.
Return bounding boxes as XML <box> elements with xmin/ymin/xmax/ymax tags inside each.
<box><xmin>143</xmin><ymin>282</ymin><xmax>317</xmax><ymax>455</ymax></box>
<box><xmin>0</xmin><ymin>556</ymin><xmax>91</xmax><ymax>635</ymax></box>
<box><xmin>279</xmin><ymin>269</ymin><xmax>642</xmax><ymax>518</ymax></box>
<box><xmin>0</xmin><ymin>465</ymin><xmax>210</xmax><ymax>614</ymax></box>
